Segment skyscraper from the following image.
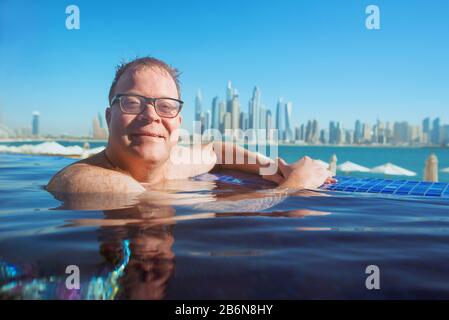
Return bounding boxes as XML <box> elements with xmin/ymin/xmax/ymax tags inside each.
<box><xmin>284</xmin><ymin>102</ymin><xmax>293</xmax><ymax>142</ymax></box>
<box><xmin>226</xmin><ymin>81</ymin><xmax>234</xmax><ymax>113</ymax></box>
<box><xmin>32</xmin><ymin>111</ymin><xmax>40</xmax><ymax>136</ymax></box>
<box><xmin>218</xmin><ymin>101</ymin><xmax>226</xmax><ymax>133</ymax></box>
<box><xmin>231</xmin><ymin>90</ymin><xmax>240</xmax><ymax>130</ymax></box>
<box><xmin>249</xmin><ymin>86</ymin><xmax>260</xmax><ymax>130</ymax></box>
<box><xmin>195</xmin><ymin>89</ymin><xmax>202</xmax><ymax>122</ymax></box>
<box><xmin>432</xmin><ymin>117</ymin><xmax>441</xmax><ymax>145</ymax></box>
<box><xmin>276</xmin><ymin>97</ymin><xmax>285</xmax><ymax>140</ymax></box>
<box><xmin>329</xmin><ymin>121</ymin><xmax>336</xmax><ymax>144</ymax></box>
<box><xmin>422</xmin><ymin>117</ymin><xmax>431</xmax><ymax>144</ymax></box>
<box><xmin>354</xmin><ymin>120</ymin><xmax>362</xmax><ymax>144</ymax></box>
<box><xmin>211</xmin><ymin>96</ymin><xmax>220</xmax><ymax>130</ymax></box>
<box><xmin>97</xmin><ymin>112</ymin><xmax>104</xmax><ymax>128</ymax></box>
<box><xmin>259</xmin><ymin>105</ymin><xmax>267</xmax><ymax>131</ymax></box>
<box><xmin>266</xmin><ymin>110</ymin><xmax>273</xmax><ymax>141</ymax></box>
<box><xmin>240</xmin><ymin>112</ymin><xmax>248</xmax><ymax>130</ymax></box>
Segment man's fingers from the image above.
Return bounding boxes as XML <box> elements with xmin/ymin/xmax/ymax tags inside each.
<box><xmin>276</xmin><ymin>157</ymin><xmax>289</xmax><ymax>177</ymax></box>
<box><xmin>262</xmin><ymin>173</ymin><xmax>283</xmax><ymax>185</ymax></box>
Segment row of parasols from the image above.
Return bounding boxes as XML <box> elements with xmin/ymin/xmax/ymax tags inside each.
<box><xmin>318</xmin><ymin>153</ymin><xmax>448</xmax><ymax>181</ymax></box>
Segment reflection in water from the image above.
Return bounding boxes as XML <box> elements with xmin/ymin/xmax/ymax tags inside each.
<box><xmin>1</xmin><ymin>172</ymin><xmax>331</xmax><ymax>299</ymax></box>
<box><xmin>95</xmin><ymin>205</ymin><xmax>176</xmax><ymax>300</ymax></box>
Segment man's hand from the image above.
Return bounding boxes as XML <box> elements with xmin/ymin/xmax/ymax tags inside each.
<box><xmin>263</xmin><ymin>156</ymin><xmax>336</xmax><ymax>189</ymax></box>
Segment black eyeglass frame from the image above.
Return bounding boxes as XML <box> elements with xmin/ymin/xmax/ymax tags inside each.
<box><xmin>110</xmin><ymin>93</ymin><xmax>184</xmax><ymax>118</ymax></box>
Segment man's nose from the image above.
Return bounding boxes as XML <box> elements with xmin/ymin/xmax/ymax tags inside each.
<box><xmin>138</xmin><ymin>103</ymin><xmax>161</xmax><ymax>122</ymax></box>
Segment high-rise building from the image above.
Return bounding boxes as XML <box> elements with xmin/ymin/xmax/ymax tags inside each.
<box><xmin>226</xmin><ymin>81</ymin><xmax>234</xmax><ymax>113</ymax></box>
<box><xmin>393</xmin><ymin>121</ymin><xmax>410</xmax><ymax>144</ymax></box>
<box><xmin>335</xmin><ymin>122</ymin><xmax>344</xmax><ymax>144</ymax></box>
<box><xmin>432</xmin><ymin>117</ymin><xmax>441</xmax><ymax>145</ymax></box>
<box><xmin>32</xmin><ymin>111</ymin><xmax>40</xmax><ymax>136</ymax></box>
<box><xmin>295</xmin><ymin>126</ymin><xmax>301</xmax><ymax>141</ymax></box>
<box><xmin>329</xmin><ymin>121</ymin><xmax>336</xmax><ymax>144</ymax></box>
<box><xmin>266</xmin><ymin>110</ymin><xmax>274</xmax><ymax>141</ymax></box>
<box><xmin>259</xmin><ymin>106</ymin><xmax>267</xmax><ymax>131</ymax></box>
<box><xmin>362</xmin><ymin>123</ymin><xmax>372</xmax><ymax>143</ymax></box>
<box><xmin>345</xmin><ymin>130</ymin><xmax>354</xmax><ymax>144</ymax></box>
<box><xmin>92</xmin><ymin>115</ymin><xmax>108</xmax><ymax>139</ymax></box>
<box><xmin>354</xmin><ymin>120</ymin><xmax>362</xmax><ymax>144</ymax></box>
<box><xmin>284</xmin><ymin>102</ymin><xmax>293</xmax><ymax>142</ymax></box>
<box><xmin>320</xmin><ymin>129</ymin><xmax>328</xmax><ymax>144</ymax></box>
<box><xmin>204</xmin><ymin>110</ymin><xmax>211</xmax><ymax>132</ymax></box>
<box><xmin>305</xmin><ymin>120</ymin><xmax>313</xmax><ymax>143</ymax></box>
<box><xmin>222</xmin><ymin>112</ymin><xmax>232</xmax><ymax>134</ymax></box>
<box><xmin>249</xmin><ymin>86</ymin><xmax>261</xmax><ymax>130</ymax></box>
<box><xmin>231</xmin><ymin>91</ymin><xmax>240</xmax><ymax>130</ymax></box>
<box><xmin>423</xmin><ymin>117</ymin><xmax>431</xmax><ymax>135</ymax></box>
<box><xmin>442</xmin><ymin>125</ymin><xmax>449</xmax><ymax>146</ymax></box>
<box><xmin>240</xmin><ymin>112</ymin><xmax>248</xmax><ymax>130</ymax></box>
<box><xmin>218</xmin><ymin>101</ymin><xmax>226</xmax><ymax>133</ymax></box>
<box><xmin>195</xmin><ymin>89</ymin><xmax>202</xmax><ymax>122</ymax></box>
<box><xmin>97</xmin><ymin>112</ymin><xmax>104</xmax><ymax>128</ymax></box>
<box><xmin>211</xmin><ymin>96</ymin><xmax>220</xmax><ymax>130</ymax></box>
<box><xmin>276</xmin><ymin>97</ymin><xmax>285</xmax><ymax>140</ymax></box>
<box><xmin>300</xmin><ymin>124</ymin><xmax>305</xmax><ymax>141</ymax></box>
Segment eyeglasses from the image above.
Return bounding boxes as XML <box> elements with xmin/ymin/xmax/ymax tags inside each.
<box><xmin>110</xmin><ymin>93</ymin><xmax>183</xmax><ymax>118</ymax></box>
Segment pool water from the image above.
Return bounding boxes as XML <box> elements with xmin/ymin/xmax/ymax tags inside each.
<box><xmin>1</xmin><ymin>153</ymin><xmax>449</xmax><ymax>299</ymax></box>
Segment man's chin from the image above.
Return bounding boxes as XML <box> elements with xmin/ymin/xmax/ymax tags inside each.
<box><xmin>130</xmin><ymin>146</ymin><xmax>169</xmax><ymax>165</ymax></box>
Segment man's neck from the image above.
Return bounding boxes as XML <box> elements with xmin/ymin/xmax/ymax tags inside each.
<box><xmin>104</xmin><ymin>148</ymin><xmax>168</xmax><ymax>186</ymax></box>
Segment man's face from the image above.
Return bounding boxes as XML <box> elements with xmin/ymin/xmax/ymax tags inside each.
<box><xmin>106</xmin><ymin>67</ymin><xmax>182</xmax><ymax>166</ymax></box>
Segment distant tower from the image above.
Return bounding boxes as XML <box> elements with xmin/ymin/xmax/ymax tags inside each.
<box><xmin>211</xmin><ymin>96</ymin><xmax>220</xmax><ymax>130</ymax></box>
<box><xmin>432</xmin><ymin>118</ymin><xmax>441</xmax><ymax>145</ymax></box>
<box><xmin>354</xmin><ymin>120</ymin><xmax>362</xmax><ymax>144</ymax></box>
<box><xmin>226</xmin><ymin>81</ymin><xmax>234</xmax><ymax>113</ymax></box>
<box><xmin>276</xmin><ymin>97</ymin><xmax>285</xmax><ymax>140</ymax></box>
<box><xmin>249</xmin><ymin>86</ymin><xmax>261</xmax><ymax>130</ymax></box>
<box><xmin>97</xmin><ymin>112</ymin><xmax>104</xmax><ymax>128</ymax></box>
<box><xmin>284</xmin><ymin>102</ymin><xmax>293</xmax><ymax>141</ymax></box>
<box><xmin>32</xmin><ymin>111</ymin><xmax>40</xmax><ymax>136</ymax></box>
<box><xmin>231</xmin><ymin>90</ymin><xmax>240</xmax><ymax>130</ymax></box>
<box><xmin>195</xmin><ymin>89</ymin><xmax>202</xmax><ymax>122</ymax></box>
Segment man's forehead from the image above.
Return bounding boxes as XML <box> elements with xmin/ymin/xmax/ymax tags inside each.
<box><xmin>115</xmin><ymin>66</ymin><xmax>178</xmax><ymax>98</ymax></box>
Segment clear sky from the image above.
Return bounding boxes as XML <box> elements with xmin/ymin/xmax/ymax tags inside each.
<box><xmin>0</xmin><ymin>0</ymin><xmax>448</xmax><ymax>136</ymax></box>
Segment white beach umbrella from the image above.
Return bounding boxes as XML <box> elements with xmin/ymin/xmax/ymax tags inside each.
<box><xmin>370</xmin><ymin>162</ymin><xmax>416</xmax><ymax>177</ymax></box>
<box><xmin>441</xmin><ymin>167</ymin><xmax>449</xmax><ymax>173</ymax></box>
<box><xmin>337</xmin><ymin>161</ymin><xmax>370</xmax><ymax>173</ymax></box>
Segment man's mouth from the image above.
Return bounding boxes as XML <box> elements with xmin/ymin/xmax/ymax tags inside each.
<box><xmin>129</xmin><ymin>132</ymin><xmax>165</xmax><ymax>140</ymax></box>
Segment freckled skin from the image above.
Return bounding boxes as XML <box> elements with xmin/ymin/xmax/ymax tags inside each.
<box><xmin>46</xmin><ymin>152</ymin><xmax>146</xmax><ymax>194</ymax></box>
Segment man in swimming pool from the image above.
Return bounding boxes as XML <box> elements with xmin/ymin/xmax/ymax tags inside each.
<box><xmin>46</xmin><ymin>57</ymin><xmax>333</xmax><ymax>194</ymax></box>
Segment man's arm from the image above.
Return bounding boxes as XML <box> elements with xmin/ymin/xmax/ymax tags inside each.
<box><xmin>212</xmin><ymin>141</ymin><xmax>276</xmax><ymax>175</ymax></box>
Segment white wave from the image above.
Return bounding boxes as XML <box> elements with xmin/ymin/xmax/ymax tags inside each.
<box><xmin>0</xmin><ymin>141</ymin><xmax>105</xmax><ymax>157</ymax></box>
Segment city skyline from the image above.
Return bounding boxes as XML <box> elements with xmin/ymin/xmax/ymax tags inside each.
<box><xmin>0</xmin><ymin>0</ymin><xmax>448</xmax><ymax>136</ymax></box>
<box><xmin>3</xmin><ymin>81</ymin><xmax>448</xmax><ymax>147</ymax></box>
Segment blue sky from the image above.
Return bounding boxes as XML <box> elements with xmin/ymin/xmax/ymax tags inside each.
<box><xmin>0</xmin><ymin>0</ymin><xmax>448</xmax><ymax>136</ymax></box>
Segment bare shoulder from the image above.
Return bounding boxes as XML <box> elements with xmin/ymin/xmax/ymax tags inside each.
<box><xmin>46</xmin><ymin>161</ymin><xmax>145</xmax><ymax>194</ymax></box>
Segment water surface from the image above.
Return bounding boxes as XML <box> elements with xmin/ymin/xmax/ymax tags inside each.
<box><xmin>1</xmin><ymin>153</ymin><xmax>449</xmax><ymax>299</ymax></box>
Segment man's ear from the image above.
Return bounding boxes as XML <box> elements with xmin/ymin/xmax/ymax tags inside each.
<box><xmin>105</xmin><ymin>107</ymin><xmax>111</xmax><ymax>127</ymax></box>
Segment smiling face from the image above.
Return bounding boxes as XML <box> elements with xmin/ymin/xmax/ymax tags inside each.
<box><xmin>106</xmin><ymin>66</ymin><xmax>182</xmax><ymax>167</ymax></box>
